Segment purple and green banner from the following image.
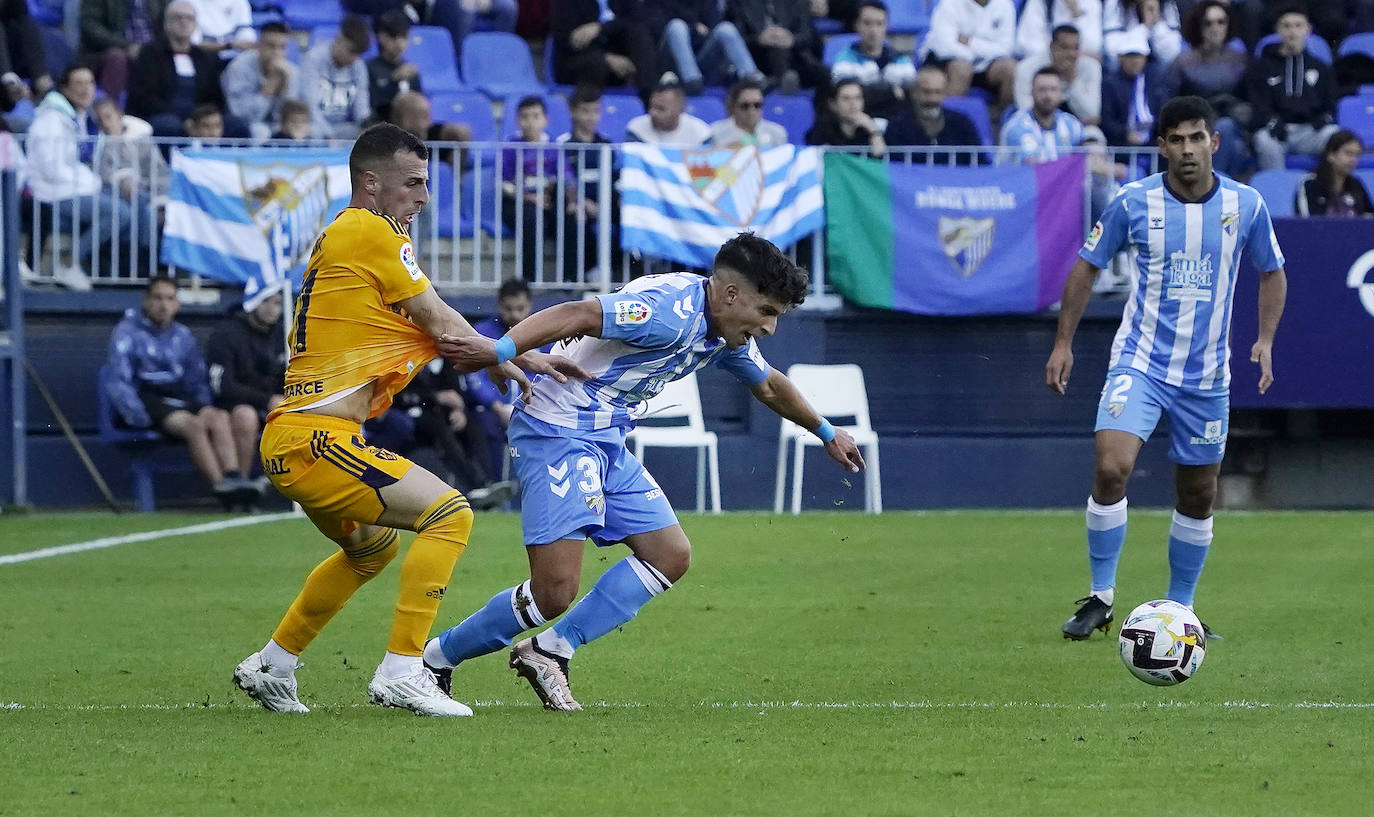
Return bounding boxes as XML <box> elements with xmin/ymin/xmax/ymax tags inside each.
<box><xmin>824</xmin><ymin>153</ymin><xmax>1086</xmax><ymax>316</ymax></box>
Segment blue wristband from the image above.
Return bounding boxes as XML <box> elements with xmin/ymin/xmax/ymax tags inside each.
<box><xmin>814</xmin><ymin>418</ymin><xmax>836</xmax><ymax>443</ymax></box>
<box><xmin>494</xmin><ymin>335</ymin><xmax>517</xmax><ymax>364</ymax></box>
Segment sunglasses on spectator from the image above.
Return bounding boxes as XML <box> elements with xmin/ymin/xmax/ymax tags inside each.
<box><xmin>736</xmin><ymin>101</ymin><xmax>764</xmax><ymax>109</ymax></box>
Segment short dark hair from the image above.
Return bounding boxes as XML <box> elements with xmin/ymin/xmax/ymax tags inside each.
<box><xmin>713</xmin><ymin>233</ymin><xmax>809</xmax><ymax>307</ymax></box>
<box><xmin>349</xmin><ymin>123</ymin><xmax>429</xmax><ymax>179</ymax></box>
<box><xmin>376</xmin><ymin>9</ymin><xmax>411</xmax><ymax>39</ymax></box>
<box><xmin>145</xmin><ymin>274</ymin><xmax>178</xmax><ymax>294</ymax></box>
<box><xmin>1272</xmin><ymin>2</ymin><xmax>1308</xmax><ymax>23</ymax></box>
<box><xmin>1050</xmin><ymin>23</ymin><xmax>1080</xmax><ymax>41</ymax></box>
<box><xmin>516</xmin><ymin>95</ymin><xmax>546</xmax><ymax>114</ymax></box>
<box><xmin>857</xmin><ymin>0</ymin><xmax>888</xmax><ymax>18</ymax></box>
<box><xmin>280</xmin><ymin>98</ymin><xmax>310</xmax><ymax>120</ymax></box>
<box><xmin>497</xmin><ymin>278</ymin><xmax>531</xmax><ymax>300</ymax></box>
<box><xmin>58</xmin><ymin>61</ymin><xmax>94</xmax><ymax>88</ymax></box>
<box><xmin>727</xmin><ymin>76</ymin><xmax>766</xmax><ymax>106</ymax></box>
<box><xmin>339</xmin><ymin>14</ymin><xmax>372</xmax><ymax>55</ymax></box>
<box><xmin>826</xmin><ymin>77</ymin><xmax>864</xmax><ymax>101</ymax></box>
<box><xmin>1033</xmin><ymin>66</ymin><xmax>1061</xmax><ymax>82</ymax></box>
<box><xmin>260</xmin><ymin>21</ymin><xmax>288</xmax><ymax>37</ymax></box>
<box><xmin>1180</xmin><ymin>0</ymin><xmax>1230</xmax><ymax>48</ymax></box>
<box><xmin>570</xmin><ymin>83</ymin><xmax>602</xmax><ymax>107</ymax></box>
<box><xmin>1157</xmin><ymin>95</ymin><xmax>1217</xmax><ymax>135</ymax></box>
<box><xmin>187</xmin><ymin>102</ymin><xmax>223</xmax><ymax>123</ymax></box>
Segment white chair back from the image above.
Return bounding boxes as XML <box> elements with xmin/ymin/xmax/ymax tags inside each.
<box><xmin>783</xmin><ymin>363</ymin><xmax>873</xmax><ymax>432</ymax></box>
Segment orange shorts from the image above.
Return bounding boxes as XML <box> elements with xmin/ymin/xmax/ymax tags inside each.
<box><xmin>260</xmin><ymin>412</ymin><xmax>415</xmax><ymax>539</ymax></box>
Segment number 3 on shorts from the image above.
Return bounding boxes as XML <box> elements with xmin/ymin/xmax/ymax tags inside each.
<box><xmin>575</xmin><ymin>456</ymin><xmax>601</xmax><ymax>494</ymax></box>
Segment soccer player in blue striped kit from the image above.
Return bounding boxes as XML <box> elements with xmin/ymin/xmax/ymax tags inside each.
<box><xmin>426</xmin><ymin>234</ymin><xmax>866</xmax><ymax>709</ymax></box>
<box><xmin>1046</xmin><ymin>96</ymin><xmax>1288</xmax><ymax>640</ymax></box>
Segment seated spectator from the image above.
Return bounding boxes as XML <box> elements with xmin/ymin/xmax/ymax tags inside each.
<box><xmin>186</xmin><ymin>0</ymin><xmax>256</xmax><ymax>54</ymax></box>
<box><xmin>552</xmin><ymin>0</ymin><xmax>657</xmax><ymax>98</ymax></box>
<box><xmin>648</xmin><ymin>0</ymin><xmax>762</xmax><ymax>96</ymax></box>
<box><xmin>885</xmin><ymin>64</ymin><xmax>984</xmax><ymax>164</ymax></box>
<box><xmin>468</xmin><ymin>277</ymin><xmax>549</xmax><ymax>469</ymax></box>
<box><xmin>1016</xmin><ymin>0</ymin><xmax>1103</xmax><ymax>59</ymax></box>
<box><xmin>1014</xmin><ymin>24</ymin><xmax>1102</xmax><ymax>126</ymax></box>
<box><xmin>344</xmin><ymin>0</ymin><xmax>518</xmax><ymax>62</ymax></box>
<box><xmin>126</xmin><ymin>1</ymin><xmax>243</xmax><ymax>137</ymax></box>
<box><xmin>184</xmin><ymin>102</ymin><xmax>225</xmax><ymax>143</ymax></box>
<box><xmin>206</xmin><ymin>287</ymin><xmax>287</xmax><ymax>503</ymax></box>
<box><xmin>1103</xmin><ymin>0</ymin><xmax>1181</xmax><ymax>65</ymax></box>
<box><xmin>920</xmin><ymin>0</ymin><xmax>1018</xmax><ymax>122</ymax></box>
<box><xmin>367</xmin><ymin>10</ymin><xmax>421</xmax><ymax>123</ymax></box>
<box><xmin>105</xmin><ymin>275</ymin><xmax>249</xmax><ymax>505</ymax></box>
<box><xmin>222</xmin><ymin>21</ymin><xmax>298</xmax><ymax>141</ymax></box>
<box><xmin>556</xmin><ymin>84</ymin><xmax>621</xmax><ymax>279</ymax></box>
<box><xmin>29</xmin><ymin>64</ymin><xmax>150</xmax><ymax>290</ymax></box>
<box><xmin>387</xmin><ymin>90</ymin><xmax>472</xmax><ymax>244</ymax></box>
<box><xmin>1246</xmin><ymin>4</ymin><xmax>1338</xmax><ymax>171</ymax></box>
<box><xmin>301</xmin><ymin>14</ymin><xmax>372</xmax><ymax>140</ymax></box>
<box><xmin>1</xmin><ymin>0</ymin><xmax>54</xmax><ymax>118</ymax></box>
<box><xmin>79</xmin><ymin>0</ymin><xmax>164</xmax><ymax>101</ymax></box>
<box><xmin>1296</xmin><ymin>129</ymin><xmax>1373</xmax><ymax>217</ymax></box>
<box><xmin>805</xmin><ymin>77</ymin><xmax>887</xmax><ymax>157</ymax></box>
<box><xmin>626</xmin><ymin>74</ymin><xmax>711</xmax><ymax>144</ymax></box>
<box><xmin>273</xmin><ymin>99</ymin><xmax>313</xmax><ymax>140</ymax></box>
<box><xmin>501</xmin><ymin>95</ymin><xmax>575</xmax><ymax>280</ymax></box>
<box><xmin>1001</xmin><ymin>66</ymin><xmax>1085</xmax><ymax>161</ymax></box>
<box><xmin>92</xmin><ymin>96</ymin><xmax>170</xmax><ymax>220</ymax></box>
<box><xmin>709</xmin><ymin>76</ymin><xmax>787</xmax><ymax>147</ymax></box>
<box><xmin>831</xmin><ymin>0</ymin><xmax>915</xmax><ymax>120</ymax></box>
<box><xmin>1100</xmin><ymin>30</ymin><xmax>1165</xmax><ymax>147</ymax></box>
<box><xmin>1167</xmin><ymin>0</ymin><xmax>1250</xmax><ymax>175</ymax></box>
<box><xmin>726</xmin><ymin>0</ymin><xmax>828</xmax><ymax>92</ymax></box>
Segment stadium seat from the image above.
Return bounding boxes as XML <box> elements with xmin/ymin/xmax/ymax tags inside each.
<box><xmin>407</xmin><ymin>26</ymin><xmax>464</xmax><ymax>92</ymax></box>
<box><xmin>502</xmin><ymin>93</ymin><xmax>571</xmax><ymax>139</ymax></box>
<box><xmin>1248</xmin><ymin>169</ymin><xmax>1305</xmax><ymax>218</ymax></box>
<box><xmin>96</xmin><ymin>364</ymin><xmax>195</xmax><ymax>513</ymax></box>
<box><xmin>823</xmin><ymin>33</ymin><xmax>861</xmax><ymax>66</ymax></box>
<box><xmin>942</xmin><ymin>95</ymin><xmax>993</xmax><ymax>145</ymax></box>
<box><xmin>598</xmin><ymin>93</ymin><xmax>645</xmax><ymax>141</ymax></box>
<box><xmin>684</xmin><ymin>95</ymin><xmax>726</xmax><ymax>124</ymax></box>
<box><xmin>1283</xmin><ymin>154</ymin><xmax>1317</xmax><ymax>171</ymax></box>
<box><xmin>308</xmin><ymin>25</ymin><xmax>378</xmax><ymax>59</ymax></box>
<box><xmin>774</xmin><ymin>363</ymin><xmax>881</xmax><ymax>514</ymax></box>
<box><xmin>280</xmin><ymin>0</ymin><xmax>342</xmax><ymax>31</ymax></box>
<box><xmin>1338</xmin><ymin>31</ymin><xmax>1374</xmax><ymax>60</ymax></box>
<box><xmin>1253</xmin><ymin>33</ymin><xmax>1332</xmax><ymax>64</ymax></box>
<box><xmin>41</xmin><ymin>24</ymin><xmax>72</xmax><ymax>79</ymax></box>
<box><xmin>428</xmin><ymin>90</ymin><xmax>498</xmax><ymax>141</ymax></box>
<box><xmin>431</xmin><ymin>161</ymin><xmax>492</xmax><ymax>238</ymax></box>
<box><xmin>886</xmin><ymin>0</ymin><xmax>929</xmax><ymax>34</ymax></box>
<box><xmin>460</xmin><ymin>31</ymin><xmax>542</xmax><ymax>98</ymax></box>
<box><xmin>1338</xmin><ymin>94</ymin><xmax>1374</xmax><ymax>145</ymax></box>
<box><xmin>626</xmin><ymin>372</ymin><xmax>721</xmax><ymax>514</ymax></box>
<box><xmin>26</xmin><ymin>0</ymin><xmax>62</xmax><ymax>26</ymax></box>
<box><xmin>763</xmin><ymin>93</ymin><xmax>815</xmax><ymax>144</ymax></box>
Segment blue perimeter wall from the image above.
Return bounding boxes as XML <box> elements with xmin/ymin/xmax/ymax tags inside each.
<box><xmin>1</xmin><ymin>288</ymin><xmax>1180</xmax><ymax>511</ymax></box>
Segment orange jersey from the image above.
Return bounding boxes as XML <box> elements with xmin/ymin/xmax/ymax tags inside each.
<box><xmin>269</xmin><ymin>207</ymin><xmax>437</xmax><ymax>422</ymax></box>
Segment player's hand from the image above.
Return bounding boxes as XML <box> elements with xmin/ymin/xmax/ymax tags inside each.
<box><xmin>487</xmin><ymin>362</ymin><xmax>533</xmax><ymax>402</ymax></box>
<box><xmin>1251</xmin><ymin>340</ymin><xmax>1274</xmax><ymax>394</ymax></box>
<box><xmin>438</xmin><ymin>333</ymin><xmax>498</xmax><ymax>372</ymax></box>
<box><xmin>825</xmin><ymin>428</ymin><xmax>865</xmax><ymax>473</ymax></box>
<box><xmin>515</xmin><ymin>351</ymin><xmax>592</xmax><ymax>384</ymax></box>
<box><xmin>1046</xmin><ymin>343</ymin><xmax>1074</xmax><ymax>394</ymax></box>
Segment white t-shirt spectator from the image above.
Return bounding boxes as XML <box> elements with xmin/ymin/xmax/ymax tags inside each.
<box><xmin>1016</xmin><ymin>0</ymin><xmax>1103</xmax><ymax>58</ymax></box>
<box><xmin>187</xmin><ymin>0</ymin><xmax>256</xmax><ymax>44</ymax></box>
<box><xmin>921</xmin><ymin>0</ymin><xmax>1018</xmax><ymax>73</ymax></box>
<box><xmin>625</xmin><ymin>113</ymin><xmax>711</xmax><ymax>145</ymax></box>
<box><xmin>708</xmin><ymin>117</ymin><xmax>788</xmax><ymax>148</ymax></box>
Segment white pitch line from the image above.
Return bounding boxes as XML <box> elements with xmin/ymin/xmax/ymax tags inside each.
<box><xmin>4</xmin><ymin>699</ymin><xmax>1373</xmax><ymax>712</ymax></box>
<box><xmin>0</xmin><ymin>512</ymin><xmax>298</xmax><ymax>566</ymax></box>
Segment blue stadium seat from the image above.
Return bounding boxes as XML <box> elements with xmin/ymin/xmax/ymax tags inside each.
<box><xmin>684</xmin><ymin>95</ymin><xmax>726</xmax><ymax>124</ymax></box>
<box><xmin>813</xmin><ymin>18</ymin><xmax>844</xmax><ymax>35</ymax></box>
<box><xmin>26</xmin><ymin>0</ymin><xmax>62</xmax><ymax>26</ymax></box>
<box><xmin>1338</xmin><ymin>31</ymin><xmax>1374</xmax><ymax>60</ymax></box>
<box><xmin>1358</xmin><ymin>168</ymin><xmax>1374</xmax><ymax>193</ymax></box>
<box><xmin>41</xmin><ymin>24</ymin><xmax>72</xmax><ymax>79</ymax></box>
<box><xmin>408</xmin><ymin>26</ymin><xmax>463</xmax><ymax>92</ymax></box>
<box><xmin>461</xmin><ymin>31</ymin><xmax>541</xmax><ymax>98</ymax></box>
<box><xmin>428</xmin><ymin>90</ymin><xmax>497</xmax><ymax>141</ymax></box>
<box><xmin>824</xmin><ymin>33</ymin><xmax>860</xmax><ymax>66</ymax></box>
<box><xmin>1338</xmin><ymin>94</ymin><xmax>1374</xmax><ymax>145</ymax></box>
<box><xmin>598</xmin><ymin>93</ymin><xmax>645</xmax><ymax>141</ymax></box>
<box><xmin>886</xmin><ymin>0</ymin><xmax>929</xmax><ymax>35</ymax></box>
<box><xmin>763</xmin><ymin>93</ymin><xmax>815</xmax><ymax>144</ymax></box>
<box><xmin>251</xmin><ymin>8</ymin><xmax>284</xmax><ymax>28</ymax></box>
<box><xmin>1248</xmin><ymin>169</ymin><xmax>1305</xmax><ymax>218</ymax></box>
<box><xmin>431</xmin><ymin>161</ymin><xmax>492</xmax><ymax>238</ymax></box>
<box><xmin>96</xmin><ymin>364</ymin><xmax>195</xmax><ymax>512</ymax></box>
<box><xmin>280</xmin><ymin>0</ymin><xmax>342</xmax><ymax>30</ymax></box>
<box><xmin>1283</xmin><ymin>154</ymin><xmax>1317</xmax><ymax>171</ymax></box>
<box><xmin>942</xmin><ymin>95</ymin><xmax>992</xmax><ymax>145</ymax></box>
<box><xmin>503</xmin><ymin>93</ymin><xmax>571</xmax><ymax>140</ymax></box>
<box><xmin>1253</xmin><ymin>33</ymin><xmax>1332</xmax><ymax>64</ymax></box>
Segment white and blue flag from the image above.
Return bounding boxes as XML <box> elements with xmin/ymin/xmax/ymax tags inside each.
<box><xmin>619</xmin><ymin>143</ymin><xmax>824</xmax><ymax>268</ymax></box>
<box><xmin>162</xmin><ymin>147</ymin><xmax>351</xmax><ymax>298</ymax></box>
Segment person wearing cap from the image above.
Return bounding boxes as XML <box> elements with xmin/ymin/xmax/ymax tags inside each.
<box><xmin>1100</xmin><ymin>27</ymin><xmax>1166</xmax><ymax>146</ymax></box>
<box><xmin>1103</xmin><ymin>0</ymin><xmax>1182</xmax><ymax>65</ymax></box>
<box><xmin>205</xmin><ymin>286</ymin><xmax>288</xmax><ymax>503</ymax></box>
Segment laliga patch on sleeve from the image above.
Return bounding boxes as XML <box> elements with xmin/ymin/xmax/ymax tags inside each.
<box><xmin>1083</xmin><ymin>221</ymin><xmax>1104</xmax><ymax>251</ymax></box>
<box><xmin>399</xmin><ymin>242</ymin><xmax>423</xmax><ymax>281</ymax></box>
<box><xmin>614</xmin><ymin>299</ymin><xmax>652</xmax><ymax>325</ymax></box>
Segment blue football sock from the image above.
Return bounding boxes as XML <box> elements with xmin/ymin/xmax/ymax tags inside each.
<box><xmin>1166</xmin><ymin>510</ymin><xmax>1213</xmax><ymax>607</ymax></box>
<box><xmin>543</xmin><ymin>556</ymin><xmax>671</xmax><ymax>655</ymax></box>
<box><xmin>435</xmin><ymin>580</ymin><xmax>545</xmax><ymax>666</ymax></box>
<box><xmin>1086</xmin><ymin>495</ymin><xmax>1128</xmax><ymax>598</ymax></box>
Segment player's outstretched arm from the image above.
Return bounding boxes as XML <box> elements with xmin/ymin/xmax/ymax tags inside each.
<box><xmin>1251</xmin><ymin>267</ymin><xmax>1287</xmax><ymax>395</ymax></box>
<box><xmin>437</xmin><ymin>299</ymin><xmax>600</xmax><ymax>381</ymax></box>
<box><xmin>398</xmin><ymin>285</ymin><xmax>534</xmax><ymax>393</ymax></box>
<box><xmin>749</xmin><ymin>368</ymin><xmax>865</xmax><ymax>473</ymax></box>
<box><xmin>1046</xmin><ymin>257</ymin><xmax>1102</xmax><ymax>395</ymax></box>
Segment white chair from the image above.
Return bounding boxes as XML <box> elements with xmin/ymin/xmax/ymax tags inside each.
<box><xmin>626</xmin><ymin>372</ymin><xmax>722</xmax><ymax>514</ymax></box>
<box><xmin>774</xmin><ymin>363</ymin><xmax>882</xmax><ymax>515</ymax></box>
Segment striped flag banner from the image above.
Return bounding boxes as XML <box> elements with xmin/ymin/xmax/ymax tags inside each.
<box><xmin>162</xmin><ymin>147</ymin><xmax>351</xmax><ymax>297</ymax></box>
<box><xmin>619</xmin><ymin>143</ymin><xmax>825</xmax><ymax>268</ymax></box>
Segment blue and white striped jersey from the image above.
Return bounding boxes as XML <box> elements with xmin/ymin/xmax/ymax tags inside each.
<box><xmin>1000</xmin><ymin>109</ymin><xmax>1083</xmax><ymax>162</ymax></box>
<box><xmin>520</xmin><ymin>273</ymin><xmax>771</xmax><ymax>431</ymax></box>
<box><xmin>1081</xmin><ymin>172</ymin><xmax>1285</xmax><ymax>391</ymax></box>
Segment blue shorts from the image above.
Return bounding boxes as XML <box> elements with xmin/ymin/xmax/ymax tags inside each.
<box><xmin>507</xmin><ymin>411</ymin><xmax>678</xmax><ymax>547</ymax></box>
<box><xmin>1094</xmin><ymin>367</ymin><xmax>1229</xmax><ymax>465</ymax></box>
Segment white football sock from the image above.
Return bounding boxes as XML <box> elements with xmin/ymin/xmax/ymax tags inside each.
<box><xmin>379</xmin><ymin>651</ymin><xmax>422</xmax><ymax>679</ymax></box>
<box><xmin>422</xmin><ymin>638</ymin><xmax>451</xmax><ymax>669</ymax></box>
<box><xmin>260</xmin><ymin>639</ymin><xmax>298</xmax><ymax>673</ymax></box>
<box><xmin>1092</xmin><ymin>587</ymin><xmax>1115</xmax><ymax>606</ymax></box>
<box><xmin>534</xmin><ymin>629</ymin><xmax>576</xmax><ymax>659</ymax></box>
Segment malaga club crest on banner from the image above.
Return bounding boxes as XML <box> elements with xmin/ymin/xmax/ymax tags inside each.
<box><xmin>683</xmin><ymin>145</ymin><xmax>765</xmax><ymax>227</ymax></box>
<box><xmin>239</xmin><ymin>161</ymin><xmax>332</xmax><ymax>278</ymax></box>
<box><xmin>938</xmin><ymin>216</ymin><xmax>996</xmax><ymax>278</ymax></box>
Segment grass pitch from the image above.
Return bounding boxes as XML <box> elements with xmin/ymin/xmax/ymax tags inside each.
<box><xmin>1</xmin><ymin>510</ymin><xmax>1371</xmax><ymax>816</ymax></box>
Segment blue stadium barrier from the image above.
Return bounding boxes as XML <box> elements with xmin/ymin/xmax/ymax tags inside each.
<box><xmin>823</xmin><ymin>33</ymin><xmax>860</xmax><ymax>66</ymax></box>
<box><xmin>460</xmin><ymin>31</ymin><xmax>542</xmax><ymax>98</ymax></box>
<box><xmin>502</xmin><ymin>93</ymin><xmax>571</xmax><ymax>140</ymax></box>
<box><xmin>942</xmin><ymin>95</ymin><xmax>993</xmax><ymax>146</ymax></box>
<box><xmin>763</xmin><ymin>93</ymin><xmax>816</xmax><ymax>144</ymax></box>
<box><xmin>407</xmin><ymin>26</ymin><xmax>464</xmax><ymax>92</ymax></box>
<box><xmin>1248</xmin><ymin>169</ymin><xmax>1304</xmax><ymax>218</ymax></box>
<box><xmin>1338</xmin><ymin>94</ymin><xmax>1374</xmax><ymax>145</ymax></box>
<box><xmin>684</xmin><ymin>95</ymin><xmax>726</xmax><ymax>124</ymax></box>
<box><xmin>598</xmin><ymin>93</ymin><xmax>645</xmax><ymax>142</ymax></box>
<box><xmin>1253</xmin><ymin>33</ymin><xmax>1332</xmax><ymax>64</ymax></box>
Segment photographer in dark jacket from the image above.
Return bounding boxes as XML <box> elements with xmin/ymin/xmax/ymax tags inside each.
<box><xmin>206</xmin><ymin>289</ymin><xmax>287</xmax><ymax>500</ymax></box>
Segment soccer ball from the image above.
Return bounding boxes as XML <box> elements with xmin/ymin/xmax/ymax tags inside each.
<box><xmin>1118</xmin><ymin>600</ymin><xmax>1207</xmax><ymax>686</ymax></box>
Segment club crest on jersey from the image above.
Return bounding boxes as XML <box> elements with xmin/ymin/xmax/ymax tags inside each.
<box><xmin>615</xmin><ymin>300</ymin><xmax>652</xmax><ymax>325</ymax></box>
<box><xmin>399</xmin><ymin>242</ymin><xmax>423</xmax><ymax>281</ymax></box>
<box><xmin>938</xmin><ymin>216</ymin><xmax>995</xmax><ymax>277</ymax></box>
<box><xmin>1221</xmin><ymin>211</ymin><xmax>1239</xmax><ymax>236</ymax></box>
